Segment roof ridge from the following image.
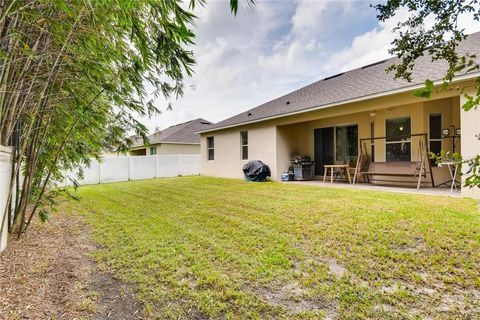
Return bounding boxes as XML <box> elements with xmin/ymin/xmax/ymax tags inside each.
<box><xmin>139</xmin><ymin>118</ymin><xmax>212</xmax><ymax>145</ymax></box>
<box><xmin>240</xmin><ymin>55</ymin><xmax>399</xmax><ymax>115</ymax></box>
<box><xmin>150</xmin><ymin>118</ymin><xmax>203</xmax><ymax>137</ymax></box>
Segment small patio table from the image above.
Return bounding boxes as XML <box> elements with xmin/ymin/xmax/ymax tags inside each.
<box><xmin>437</xmin><ymin>161</ymin><xmax>461</xmax><ymax>192</ymax></box>
<box><xmin>323</xmin><ymin>164</ymin><xmax>351</xmax><ymax>184</ymax></box>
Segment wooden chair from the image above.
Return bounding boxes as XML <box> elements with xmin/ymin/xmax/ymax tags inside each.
<box><xmin>351</xmin><ymin>143</ymin><xmax>371</xmax><ymax>184</ymax></box>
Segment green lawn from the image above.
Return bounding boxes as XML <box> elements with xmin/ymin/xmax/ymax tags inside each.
<box><xmin>62</xmin><ymin>176</ymin><xmax>480</xmax><ymax>319</ymax></box>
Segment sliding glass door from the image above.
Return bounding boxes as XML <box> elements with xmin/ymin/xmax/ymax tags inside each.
<box><xmin>314</xmin><ymin>127</ymin><xmax>334</xmax><ymax>175</ymax></box>
<box><xmin>314</xmin><ymin>124</ymin><xmax>358</xmax><ymax>175</ymax></box>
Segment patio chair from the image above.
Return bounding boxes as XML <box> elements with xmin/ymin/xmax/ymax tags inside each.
<box><xmin>351</xmin><ymin>144</ymin><xmax>370</xmax><ymax>184</ymax></box>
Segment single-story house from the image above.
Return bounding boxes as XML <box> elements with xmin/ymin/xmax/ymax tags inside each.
<box><xmin>198</xmin><ymin>31</ymin><xmax>480</xmax><ymax>198</ymax></box>
<box><xmin>130</xmin><ymin>118</ymin><xmax>212</xmax><ymax>156</ymax></box>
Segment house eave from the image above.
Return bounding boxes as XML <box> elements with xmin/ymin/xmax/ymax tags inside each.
<box><xmin>158</xmin><ymin>141</ymin><xmax>200</xmax><ymax>145</ymax></box>
<box><xmin>129</xmin><ymin>141</ymin><xmax>200</xmax><ymax>149</ymax></box>
<box><xmin>197</xmin><ymin>72</ymin><xmax>480</xmax><ymax>134</ymax></box>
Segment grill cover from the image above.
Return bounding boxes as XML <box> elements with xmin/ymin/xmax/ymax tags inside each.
<box><xmin>242</xmin><ymin>160</ymin><xmax>271</xmax><ymax>182</ymax></box>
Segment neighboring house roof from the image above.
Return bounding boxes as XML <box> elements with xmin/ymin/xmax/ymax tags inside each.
<box><xmin>132</xmin><ymin>118</ymin><xmax>213</xmax><ymax>148</ymax></box>
<box><xmin>200</xmin><ymin>31</ymin><xmax>480</xmax><ymax>133</ymax></box>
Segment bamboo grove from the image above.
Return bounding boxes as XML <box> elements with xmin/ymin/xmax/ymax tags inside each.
<box><xmin>0</xmin><ymin>0</ymin><xmax>250</xmax><ymax>239</ymax></box>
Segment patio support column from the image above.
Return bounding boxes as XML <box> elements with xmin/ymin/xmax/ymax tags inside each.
<box><xmin>460</xmin><ymin>87</ymin><xmax>480</xmax><ymax>198</ymax></box>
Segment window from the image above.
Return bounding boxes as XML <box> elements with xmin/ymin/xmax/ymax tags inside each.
<box><xmin>386</xmin><ymin>117</ymin><xmax>411</xmax><ymax>162</ymax></box>
<box><xmin>240</xmin><ymin>131</ymin><xmax>248</xmax><ymax>160</ymax></box>
<box><xmin>429</xmin><ymin>113</ymin><xmax>442</xmax><ymax>156</ymax></box>
<box><xmin>335</xmin><ymin>124</ymin><xmax>358</xmax><ymax>164</ymax></box>
<box><xmin>207</xmin><ymin>136</ymin><xmax>214</xmax><ymax>160</ymax></box>
<box><xmin>150</xmin><ymin>146</ymin><xmax>157</xmax><ymax>155</ymax></box>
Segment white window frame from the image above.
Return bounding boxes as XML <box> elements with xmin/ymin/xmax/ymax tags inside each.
<box><xmin>207</xmin><ymin>136</ymin><xmax>214</xmax><ymax>161</ymax></box>
<box><xmin>240</xmin><ymin>131</ymin><xmax>248</xmax><ymax>160</ymax></box>
<box><xmin>385</xmin><ymin>116</ymin><xmax>412</xmax><ymax>162</ymax></box>
<box><xmin>150</xmin><ymin>146</ymin><xmax>157</xmax><ymax>155</ymax></box>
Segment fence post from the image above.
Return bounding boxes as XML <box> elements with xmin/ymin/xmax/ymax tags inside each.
<box><xmin>177</xmin><ymin>154</ymin><xmax>181</xmax><ymax>176</ymax></box>
<box><xmin>98</xmin><ymin>159</ymin><xmax>102</xmax><ymax>184</ymax></box>
<box><xmin>0</xmin><ymin>146</ymin><xmax>13</xmax><ymax>252</ymax></box>
<box><xmin>128</xmin><ymin>156</ymin><xmax>132</xmax><ymax>181</ymax></box>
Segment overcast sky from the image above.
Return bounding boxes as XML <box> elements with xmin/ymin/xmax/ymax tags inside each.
<box><xmin>139</xmin><ymin>0</ymin><xmax>480</xmax><ymax>132</ymax></box>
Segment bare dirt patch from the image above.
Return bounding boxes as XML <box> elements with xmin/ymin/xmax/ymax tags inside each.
<box><xmin>325</xmin><ymin>258</ymin><xmax>347</xmax><ymax>277</ymax></box>
<box><xmin>0</xmin><ymin>212</ymin><xmax>144</xmax><ymax>319</ymax></box>
<box><xmin>254</xmin><ymin>280</ymin><xmax>338</xmax><ymax>318</ymax></box>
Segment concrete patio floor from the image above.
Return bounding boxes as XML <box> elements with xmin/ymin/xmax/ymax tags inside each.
<box><xmin>287</xmin><ymin>179</ymin><xmax>462</xmax><ymax>197</ymax></box>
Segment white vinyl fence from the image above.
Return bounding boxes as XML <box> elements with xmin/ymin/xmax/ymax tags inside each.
<box><xmin>0</xmin><ymin>146</ymin><xmax>13</xmax><ymax>252</ymax></box>
<box><xmin>63</xmin><ymin>154</ymin><xmax>201</xmax><ymax>186</ymax></box>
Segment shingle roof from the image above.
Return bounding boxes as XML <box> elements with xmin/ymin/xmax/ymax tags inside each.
<box><xmin>132</xmin><ymin>118</ymin><xmax>213</xmax><ymax>147</ymax></box>
<box><xmin>201</xmin><ymin>31</ymin><xmax>480</xmax><ymax>133</ymax></box>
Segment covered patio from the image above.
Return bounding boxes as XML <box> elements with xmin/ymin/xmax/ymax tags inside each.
<box><xmin>276</xmin><ymin>95</ymin><xmax>462</xmax><ymax>193</ymax></box>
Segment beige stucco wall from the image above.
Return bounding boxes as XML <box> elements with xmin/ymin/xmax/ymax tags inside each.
<box><xmin>201</xmin><ymin>124</ymin><xmax>277</xmax><ymax>179</ymax></box>
<box><xmin>129</xmin><ymin>148</ymin><xmax>147</xmax><ymax>156</ymax></box>
<box><xmin>101</xmin><ymin>151</ymin><xmax>128</xmax><ymax>158</ymax></box>
<box><xmin>276</xmin><ymin>123</ymin><xmax>310</xmax><ymax>178</ymax></box>
<box><xmin>460</xmin><ymin>87</ymin><xmax>480</xmax><ymax>198</ymax></box>
<box><xmin>131</xmin><ymin>143</ymin><xmax>200</xmax><ymax>156</ymax></box>
<box><xmin>156</xmin><ymin>143</ymin><xmax>200</xmax><ymax>155</ymax></box>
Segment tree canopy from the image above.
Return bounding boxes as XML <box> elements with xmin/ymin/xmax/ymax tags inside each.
<box><xmin>375</xmin><ymin>0</ymin><xmax>479</xmax><ymax>83</ymax></box>
<box><xmin>374</xmin><ymin>0</ymin><xmax>480</xmax><ymax>186</ymax></box>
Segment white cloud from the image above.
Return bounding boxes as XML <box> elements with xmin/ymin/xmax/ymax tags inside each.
<box><xmin>324</xmin><ymin>8</ymin><xmax>411</xmax><ymax>73</ymax></box>
<box><xmin>457</xmin><ymin>5</ymin><xmax>480</xmax><ymax>34</ymax></box>
<box><xmin>291</xmin><ymin>0</ymin><xmax>329</xmax><ymax>34</ymax></box>
<box><xmin>324</xmin><ymin>5</ymin><xmax>480</xmax><ymax>76</ymax></box>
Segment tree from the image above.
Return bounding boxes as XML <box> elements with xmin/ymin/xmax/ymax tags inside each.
<box><xmin>373</xmin><ymin>0</ymin><xmax>480</xmax><ymax>187</ymax></box>
<box><xmin>0</xmin><ymin>0</ymin><xmax>254</xmax><ymax>239</ymax></box>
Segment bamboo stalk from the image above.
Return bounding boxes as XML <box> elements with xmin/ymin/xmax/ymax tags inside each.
<box><xmin>25</xmin><ymin>89</ymin><xmax>105</xmax><ymax>230</ymax></box>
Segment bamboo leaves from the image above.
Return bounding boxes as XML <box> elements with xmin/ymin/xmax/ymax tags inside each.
<box><xmin>0</xmin><ymin>0</ymin><xmax>253</xmax><ymax>238</ymax></box>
